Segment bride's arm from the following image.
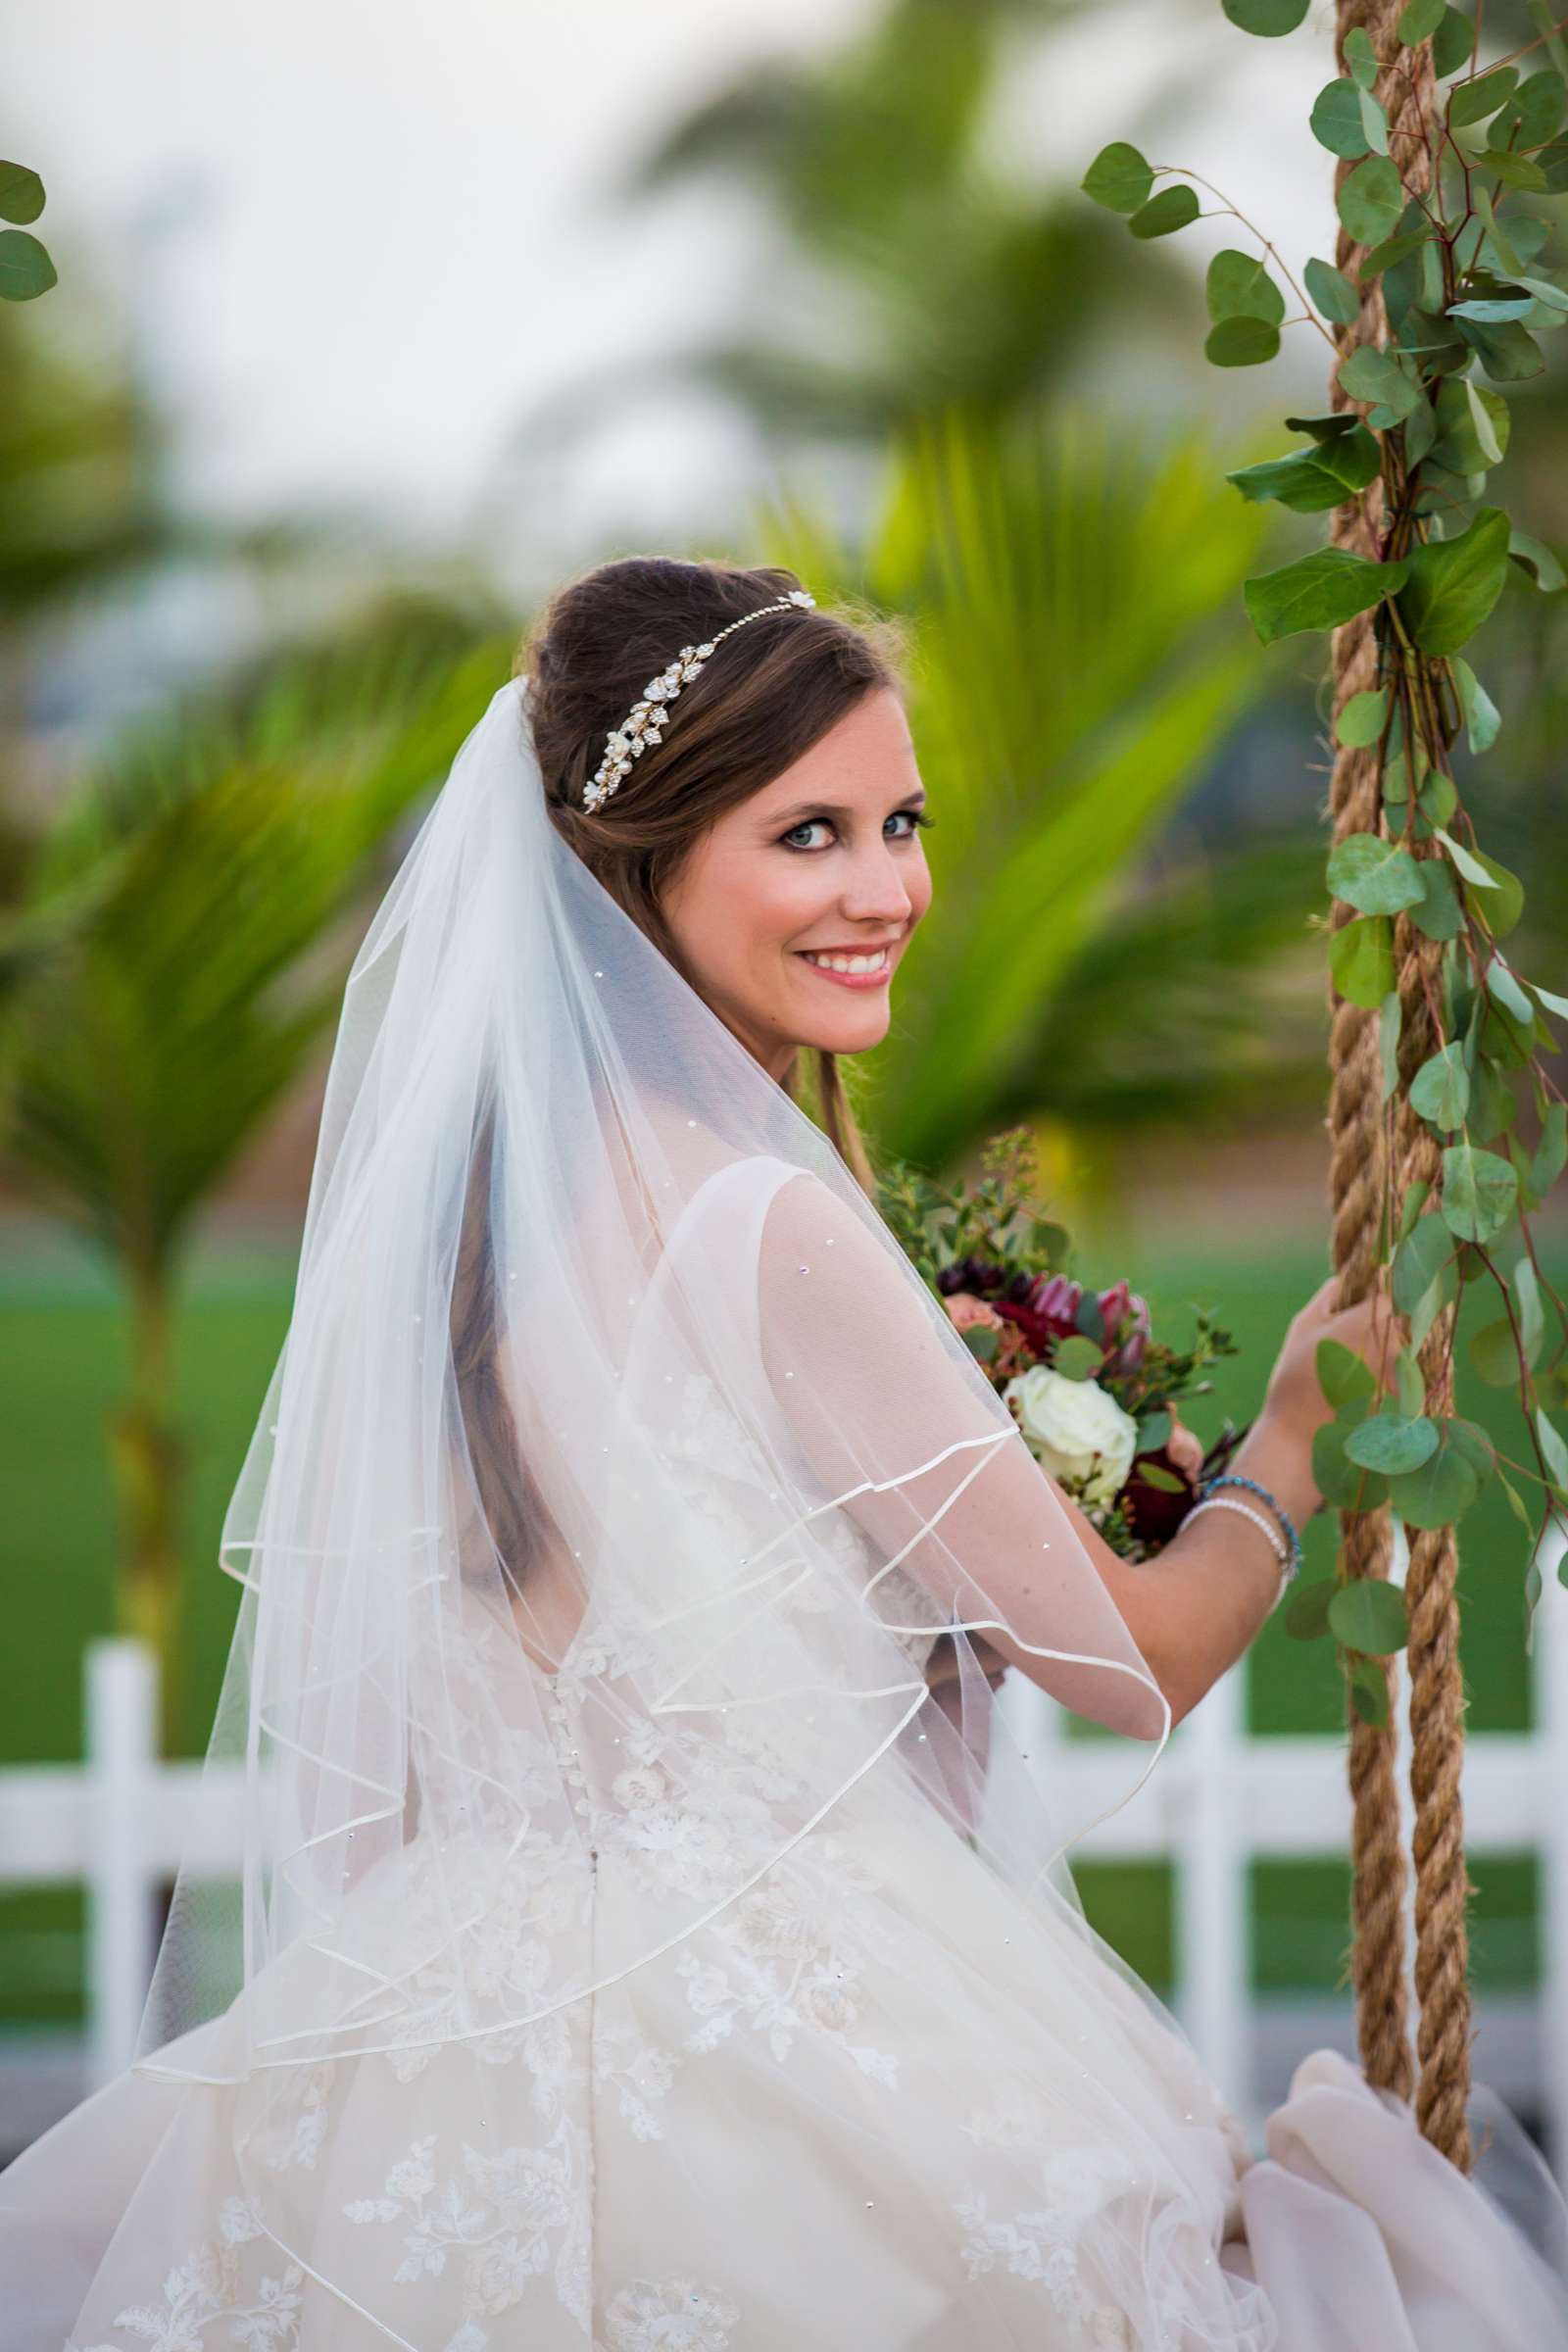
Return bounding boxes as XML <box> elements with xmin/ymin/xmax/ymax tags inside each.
<box><xmin>759</xmin><ymin>1173</ymin><xmax>1393</xmax><ymax>1733</ymax></box>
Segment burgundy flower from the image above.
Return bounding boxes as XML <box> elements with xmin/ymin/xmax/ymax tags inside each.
<box><xmin>994</xmin><ymin>1271</ymin><xmax>1083</xmax><ymax>1357</ymax></box>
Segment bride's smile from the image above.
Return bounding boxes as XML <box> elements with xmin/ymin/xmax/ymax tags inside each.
<box><xmin>660</xmin><ymin>684</ymin><xmax>933</xmax><ymax>1085</ymax></box>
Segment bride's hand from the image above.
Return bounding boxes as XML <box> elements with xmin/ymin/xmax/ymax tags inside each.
<box><xmin>1262</xmin><ymin>1265</ymin><xmax>1401</xmax><ymax>1447</ymax></box>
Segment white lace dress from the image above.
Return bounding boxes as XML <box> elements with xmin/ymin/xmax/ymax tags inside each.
<box><xmin>4</xmin><ymin>1365</ymin><xmax>1567</xmax><ymax>2352</ymax></box>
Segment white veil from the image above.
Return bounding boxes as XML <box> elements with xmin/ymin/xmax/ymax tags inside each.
<box><xmin>127</xmin><ymin>664</ymin><xmax>1172</xmax><ymax>2210</ymax></box>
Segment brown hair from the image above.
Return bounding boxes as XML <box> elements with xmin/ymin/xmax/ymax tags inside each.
<box><xmin>515</xmin><ymin>552</ymin><xmax>906</xmax><ymax>1185</ymax></box>
<box><xmin>455</xmin><ymin>555</ymin><xmax>908</xmax><ymax>1604</ymax></box>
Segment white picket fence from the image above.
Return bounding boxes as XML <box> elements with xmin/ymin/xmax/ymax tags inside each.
<box><xmin>4</xmin><ymin>1528</ymin><xmax>1567</xmax><ymax>2180</ymax></box>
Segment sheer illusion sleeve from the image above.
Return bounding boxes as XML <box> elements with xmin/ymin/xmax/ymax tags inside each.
<box><xmin>756</xmin><ymin>1163</ymin><xmax>1169</xmax><ymax>1743</ymax></box>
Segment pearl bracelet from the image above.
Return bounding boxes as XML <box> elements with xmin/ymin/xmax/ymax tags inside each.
<box><xmin>1182</xmin><ymin>1493</ymin><xmax>1296</xmax><ymax>1613</ymax></box>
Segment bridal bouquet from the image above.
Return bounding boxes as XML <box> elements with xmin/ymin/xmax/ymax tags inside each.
<box><xmin>876</xmin><ymin>1127</ymin><xmax>1246</xmax><ymax>1562</ymax></box>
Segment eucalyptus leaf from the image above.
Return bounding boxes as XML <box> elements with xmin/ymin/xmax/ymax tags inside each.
<box><xmin>1339</xmin><ymin>343</ymin><xmax>1423</xmax><ymax>416</ymax></box>
<box><xmin>1206</xmin><ymin>248</ymin><xmax>1288</xmax><ymax>322</ymax></box>
<box><xmin>1469</xmin><ymin>1315</ymin><xmax>1520</xmax><ymax>1386</ymax></box>
<box><xmin>1327</xmin><ymin>831</ymin><xmax>1429</xmax><ymax>914</ymax></box>
<box><xmin>1537</xmin><ymin>1407</ymin><xmax>1568</xmax><ymax>1496</ymax></box>
<box><xmin>1484</xmin><ymin>149</ymin><xmax>1548</xmax><ymax>191</ymax></box>
<box><xmin>1507</xmin><ymin>529</ymin><xmax>1567</xmax><ymax>590</ymax></box>
<box><xmin>1514</xmin><ymin>1256</ymin><xmax>1545</xmax><ymax>1369</ymax></box>
<box><xmin>1449</xmin><ymin>65</ymin><xmax>1520</xmax><ymax>125</ymax></box>
<box><xmin>1432</xmin><ymin>5</ymin><xmax>1476</xmax><ymax>74</ymax></box>
<box><xmin>1244</xmin><ymin>548</ymin><xmax>1408</xmax><ymax>643</ymax></box>
<box><xmin>1226</xmin><ymin>448</ymin><xmax>1354</xmax><ymax>511</ymax></box>
<box><xmin>1387</xmin><ymin>1428</ymin><xmax>1482</xmax><ymax>1527</ymax></box>
<box><xmin>1379</xmin><ymin>989</ymin><xmax>1402</xmax><ymax>1101</ymax></box>
<box><xmin>1346</xmin><ymin>25</ymin><xmax>1380</xmax><ymax>88</ymax></box>
<box><xmin>1409</xmin><ymin>855</ymin><xmax>1463</xmax><ymax>941</ymax></box>
<box><xmin>1328</xmin><ymin>1577</ymin><xmax>1410</xmax><ymax>1652</ymax></box>
<box><xmin>1532</xmin><ymin>1102</ymin><xmax>1567</xmax><ymax>1193</ymax></box>
<box><xmin>1494</xmin><ymin>68</ymin><xmax>1567</xmax><ymax>145</ymax></box>
<box><xmin>1329</xmin><ymin>913</ymin><xmax>1396</xmax><ymax>1006</ymax></box>
<box><xmin>1410</xmin><ymin>1042</ymin><xmax>1471</xmax><ymax>1129</ymax></box>
<box><xmin>1396</xmin><ymin>506</ymin><xmax>1511</xmax><ymax>654</ymax></box>
<box><xmin>1430</xmin><ymin>376</ymin><xmax>1510</xmax><ymax>472</ymax></box>
<box><xmin>0</xmin><ymin>164</ymin><xmax>45</xmax><ymax>227</ymax></box>
<box><xmin>0</xmin><ymin>230</ymin><xmax>55</xmax><ymax>303</ymax></box>
<box><xmin>1442</xmin><ymin>1141</ymin><xmax>1519</xmax><ymax>1242</ymax></box>
<box><xmin>1222</xmin><ymin>0</ymin><xmax>1309</xmax><ymax>28</ymax></box>
<box><xmin>1360</xmin><ymin>87</ymin><xmax>1393</xmax><ymax>151</ymax></box>
<box><xmin>1285</xmin><ymin>1576</ymin><xmax>1337</xmax><ymax>1641</ymax></box>
<box><xmin>1128</xmin><ymin>184</ymin><xmax>1200</xmax><ymax>238</ymax></box>
<box><xmin>1486</xmin><ymin>954</ymin><xmax>1536</xmax><ymax>1025</ymax></box>
<box><xmin>1082</xmin><ymin>142</ymin><xmax>1155</xmax><ymax>214</ymax></box>
<box><xmin>1397</xmin><ymin>0</ymin><xmax>1446</xmax><ymax>37</ymax></box>
<box><xmin>1348</xmin><ymin>1656</ymin><xmax>1392</xmax><ymax>1725</ymax></box>
<box><xmin>1312</xmin><ymin>78</ymin><xmax>1373</xmax><ymax>158</ymax></box>
<box><xmin>1456</xmin><ymin>314</ymin><xmax>1544</xmax><ymax>380</ymax></box>
<box><xmin>1452</xmin><ymin>660</ymin><xmax>1501</xmax><ymax>754</ymax></box>
<box><xmin>1205</xmin><ymin>315</ymin><xmax>1282</xmax><ymax>366</ymax></box>
<box><xmin>1304</xmin><ymin>255</ymin><xmax>1361</xmax><ymax>322</ymax></box>
<box><xmin>1336</xmin><ymin>688</ymin><xmax>1389</xmax><ymax>746</ymax></box>
<box><xmin>1338</xmin><ymin>156</ymin><xmax>1406</xmax><ymax>243</ymax></box>
<box><xmin>1319</xmin><ymin>1335</ymin><xmax>1379</xmax><ymax>1408</ymax></box>
<box><xmin>1393</xmin><ymin>1212</ymin><xmax>1458</xmax><ymax>1320</ymax></box>
<box><xmin>1346</xmin><ymin>1410</ymin><xmax>1441</xmax><ymax>1474</ymax></box>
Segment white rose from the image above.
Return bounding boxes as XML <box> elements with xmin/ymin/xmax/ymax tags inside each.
<box><xmin>1003</xmin><ymin>1366</ymin><xmax>1140</xmax><ymax>1508</ymax></box>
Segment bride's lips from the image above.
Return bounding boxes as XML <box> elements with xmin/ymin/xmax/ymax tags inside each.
<box><xmin>794</xmin><ymin>944</ymin><xmax>897</xmax><ymax>990</ymax></box>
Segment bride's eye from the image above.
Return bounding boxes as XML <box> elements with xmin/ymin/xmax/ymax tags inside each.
<box><xmin>778</xmin><ymin>809</ymin><xmax>934</xmax><ymax>853</ymax></box>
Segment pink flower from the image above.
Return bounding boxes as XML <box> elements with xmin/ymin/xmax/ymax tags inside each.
<box><xmin>943</xmin><ymin>1292</ymin><xmax>1005</xmax><ymax>1338</ymax></box>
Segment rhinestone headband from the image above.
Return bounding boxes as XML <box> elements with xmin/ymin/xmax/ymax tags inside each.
<box><xmin>583</xmin><ymin>589</ymin><xmax>817</xmax><ymax>812</ymax></box>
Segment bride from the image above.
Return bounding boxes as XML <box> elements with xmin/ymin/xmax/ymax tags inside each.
<box><xmin>4</xmin><ymin>558</ymin><xmax>1566</xmax><ymax>2350</ymax></box>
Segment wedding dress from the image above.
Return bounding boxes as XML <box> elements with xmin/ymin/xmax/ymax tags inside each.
<box><xmin>4</xmin><ymin>673</ymin><xmax>1566</xmax><ymax>2352</ymax></box>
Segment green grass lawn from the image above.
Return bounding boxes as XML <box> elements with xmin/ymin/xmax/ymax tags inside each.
<box><xmin>0</xmin><ymin>1223</ymin><xmax>1557</xmax><ymax>2023</ymax></box>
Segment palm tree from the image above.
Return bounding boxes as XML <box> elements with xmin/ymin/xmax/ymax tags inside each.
<box><xmin>0</xmin><ymin>622</ymin><xmax>514</xmax><ymax>1745</ymax></box>
<box><xmin>757</xmin><ymin>403</ymin><xmax>1325</xmax><ymax>1183</ymax></box>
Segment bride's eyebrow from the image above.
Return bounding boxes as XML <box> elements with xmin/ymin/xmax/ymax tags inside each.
<box><xmin>769</xmin><ymin>785</ymin><xmax>927</xmax><ymax>825</ymax></box>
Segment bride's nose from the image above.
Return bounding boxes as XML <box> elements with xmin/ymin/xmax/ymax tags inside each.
<box><xmin>837</xmin><ymin>843</ymin><xmax>916</xmax><ymax>925</ymax></box>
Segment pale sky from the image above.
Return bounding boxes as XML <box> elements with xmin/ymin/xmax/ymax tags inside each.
<box><xmin>13</xmin><ymin>0</ymin><xmax>1343</xmax><ymax>584</ymax></box>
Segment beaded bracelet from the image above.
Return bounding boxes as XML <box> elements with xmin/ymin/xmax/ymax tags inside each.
<box><xmin>1194</xmin><ymin>1477</ymin><xmax>1306</xmax><ymax>1590</ymax></box>
<box><xmin>1184</xmin><ymin>1494</ymin><xmax>1293</xmax><ymax>1610</ymax></box>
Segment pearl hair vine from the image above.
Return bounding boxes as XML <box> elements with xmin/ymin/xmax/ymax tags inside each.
<box><xmin>582</xmin><ymin>589</ymin><xmax>817</xmax><ymax>813</ymax></box>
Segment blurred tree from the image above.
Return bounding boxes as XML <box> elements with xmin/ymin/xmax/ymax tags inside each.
<box><xmin>760</xmin><ymin>404</ymin><xmax>1328</xmax><ymax>1182</ymax></box>
<box><xmin>0</xmin><ymin>624</ymin><xmax>513</xmax><ymax>1745</ymax></box>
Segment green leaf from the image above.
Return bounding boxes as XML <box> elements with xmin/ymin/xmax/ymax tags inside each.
<box><xmin>1337</xmin><ymin>688</ymin><xmax>1390</xmax><ymax>746</ymax></box>
<box><xmin>0</xmin><ymin>228</ymin><xmax>56</xmax><ymax>303</ymax></box>
<box><xmin>1285</xmin><ymin>1576</ymin><xmax>1337</xmax><ymax>1641</ymax></box>
<box><xmin>1457</xmin><ymin>659</ymin><xmax>1504</xmax><ymax>748</ymax></box>
<box><xmin>1387</xmin><ymin>1426</ymin><xmax>1482</xmax><ymax>1527</ymax></box>
<box><xmin>1330</xmin><ymin>913</ymin><xmax>1396</xmax><ymax>1006</ymax></box>
<box><xmin>1443</xmin><ymin>835</ymin><xmax>1524</xmax><ymax>934</ymax></box>
<box><xmin>1347</xmin><ymin>25</ymin><xmax>1380</xmax><ymax>87</ymax></box>
<box><xmin>1329</xmin><ymin>1577</ymin><xmax>1410</xmax><ymax>1653</ymax></box>
<box><xmin>1430</xmin><ymin>376</ymin><xmax>1510</xmax><ymax>473</ymax></box>
<box><xmin>1494</xmin><ymin>68</ymin><xmax>1567</xmax><ymax>145</ymax></box>
<box><xmin>1442</xmin><ymin>1141</ymin><xmax>1519</xmax><ymax>1241</ymax></box>
<box><xmin>1305</xmin><ymin>256</ymin><xmax>1361</xmax><ymax>323</ymax></box>
<box><xmin>1360</xmin><ymin>228</ymin><xmax>1430</xmax><ymax>277</ymax></box>
<box><xmin>1393</xmin><ymin>1212</ymin><xmax>1458</xmax><ymax>1320</ymax></box>
<box><xmin>1313</xmin><ymin>1411</ymin><xmax>1391</xmax><ymax>1509</ymax></box>
<box><xmin>1348</xmin><ymin>1655</ymin><xmax>1392</xmax><ymax>1726</ymax></box>
<box><xmin>1312</xmin><ymin>78</ymin><xmax>1372</xmax><ymax>157</ymax></box>
<box><xmin>0</xmin><ymin>163</ymin><xmax>45</xmax><ymax>227</ymax></box>
<box><xmin>1205</xmin><ymin>316</ymin><xmax>1282</xmax><ymax>366</ymax></box>
<box><xmin>1485</xmin><ymin>953</ymin><xmax>1536</xmax><ymax>1025</ymax></box>
<box><xmin>1432</xmin><ymin>6</ymin><xmax>1476</xmax><ymax>74</ymax></box>
<box><xmin>1513</xmin><ymin>275</ymin><xmax>1568</xmax><ymax>313</ymax></box>
<box><xmin>1396</xmin><ymin>507</ymin><xmax>1511</xmax><ymax>654</ymax></box>
<box><xmin>1338</xmin><ymin>156</ymin><xmax>1407</xmax><ymax>243</ymax></box>
<box><xmin>1532</xmin><ymin>1102</ymin><xmax>1567</xmax><ymax>1194</ymax></box>
<box><xmin>1539</xmin><ymin>1407</ymin><xmax>1568</xmax><ymax>1496</ymax></box>
<box><xmin>1128</xmin><ymin>185</ymin><xmax>1200</xmax><ymax>238</ymax></box>
<box><xmin>1470</xmin><ymin>1315</ymin><xmax>1521</xmax><ymax>1386</ymax></box>
<box><xmin>1346</xmin><ymin>1410</ymin><xmax>1441</xmax><ymax>1474</ymax></box>
<box><xmin>1408</xmin><ymin>855</ymin><xmax>1464</xmax><ymax>941</ymax></box>
<box><xmin>1206</xmin><ymin>247</ymin><xmax>1287</xmax><ymax>322</ymax></box>
<box><xmin>1082</xmin><ymin>143</ymin><xmax>1154</xmax><ymax>214</ymax></box>
<box><xmin>1485</xmin><ymin>151</ymin><xmax>1548</xmax><ymax>192</ymax></box>
<box><xmin>1327</xmin><ymin>831</ymin><xmax>1429</xmax><ymax>914</ymax></box>
<box><xmin>1410</xmin><ymin>1041</ymin><xmax>1470</xmax><ymax>1128</ymax></box>
<box><xmin>1397</xmin><ymin>0</ymin><xmax>1446</xmax><ymax>38</ymax></box>
<box><xmin>1513</xmin><ymin>1255</ymin><xmax>1545</xmax><ymax>1369</ymax></box>
<box><xmin>1244</xmin><ymin>548</ymin><xmax>1409</xmax><ymax>644</ymax></box>
<box><xmin>1380</xmin><ymin>990</ymin><xmax>1402</xmax><ymax>1100</ymax></box>
<box><xmin>1360</xmin><ymin>87</ymin><xmax>1393</xmax><ymax>151</ymax></box>
<box><xmin>1222</xmin><ymin>0</ymin><xmax>1309</xmax><ymax>28</ymax></box>
<box><xmin>1456</xmin><ymin>314</ymin><xmax>1544</xmax><ymax>381</ymax></box>
<box><xmin>1339</xmin><ymin>343</ymin><xmax>1423</xmax><ymax>416</ymax></box>
<box><xmin>1449</xmin><ymin>65</ymin><xmax>1519</xmax><ymax>125</ymax></box>
<box><xmin>1227</xmin><ymin>450</ymin><xmax>1350</xmax><ymax>511</ymax></box>
<box><xmin>1507</xmin><ymin>528</ymin><xmax>1566</xmax><ymax>591</ymax></box>
<box><xmin>1463</xmin><ymin>376</ymin><xmax>1505</xmax><ymax>464</ymax></box>
<box><xmin>1318</xmin><ymin>1334</ymin><xmax>1379</xmax><ymax>1408</ymax></box>
<box><xmin>1448</xmin><ymin>293</ymin><xmax>1535</xmax><ymax>322</ymax></box>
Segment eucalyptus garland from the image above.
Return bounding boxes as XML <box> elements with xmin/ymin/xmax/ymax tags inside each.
<box><xmin>1084</xmin><ymin>0</ymin><xmax>1568</xmax><ymax>1720</ymax></box>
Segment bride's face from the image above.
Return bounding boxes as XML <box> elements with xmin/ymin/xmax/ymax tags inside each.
<box><xmin>661</xmin><ymin>685</ymin><xmax>933</xmax><ymax>1083</ymax></box>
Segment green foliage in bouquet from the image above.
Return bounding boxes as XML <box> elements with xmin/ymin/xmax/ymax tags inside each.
<box><xmin>877</xmin><ymin>1125</ymin><xmax>1245</xmax><ymax>1560</ymax></box>
<box><xmin>1084</xmin><ymin>1</ymin><xmax>1568</xmax><ymax>1690</ymax></box>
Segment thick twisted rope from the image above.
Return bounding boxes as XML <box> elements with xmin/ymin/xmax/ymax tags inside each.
<box><xmin>1325</xmin><ymin>0</ymin><xmax>1414</xmax><ymax>2109</ymax></box>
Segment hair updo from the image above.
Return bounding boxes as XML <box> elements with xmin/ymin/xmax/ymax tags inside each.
<box><xmin>515</xmin><ymin>553</ymin><xmax>908</xmax><ymax>1189</ymax></box>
